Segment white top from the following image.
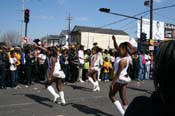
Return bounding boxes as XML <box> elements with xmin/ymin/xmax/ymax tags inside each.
<box><xmin>38</xmin><ymin>53</ymin><xmax>47</xmax><ymax>64</ymax></box>
<box><xmin>78</xmin><ymin>50</ymin><xmax>84</xmax><ymax>64</ymax></box>
<box><xmin>110</xmin><ymin>56</ymin><xmax>115</xmax><ymax>63</ymax></box>
<box><xmin>91</xmin><ymin>54</ymin><xmax>100</xmax><ymax>68</ymax></box>
<box><xmin>53</xmin><ymin>56</ymin><xmax>65</xmax><ymax>79</ymax></box>
<box><xmin>98</xmin><ymin>52</ymin><xmax>103</xmax><ymax>66</ymax></box>
<box><xmin>9</xmin><ymin>57</ymin><xmax>17</xmax><ymax>71</ymax></box>
<box><xmin>114</xmin><ymin>56</ymin><xmax>129</xmax><ymax>76</ymax></box>
<box><xmin>145</xmin><ymin>54</ymin><xmax>151</xmax><ymax>65</ymax></box>
<box><xmin>54</xmin><ymin>56</ymin><xmax>61</xmax><ymax>71</ymax></box>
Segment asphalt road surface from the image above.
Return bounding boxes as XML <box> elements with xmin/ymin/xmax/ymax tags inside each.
<box><xmin>0</xmin><ymin>80</ymin><xmax>154</xmax><ymax>116</ymax></box>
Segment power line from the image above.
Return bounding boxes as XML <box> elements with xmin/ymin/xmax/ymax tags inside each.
<box><xmin>99</xmin><ymin>4</ymin><xmax>175</xmax><ymax>28</ymax></box>
<box><xmin>119</xmin><ymin>13</ymin><xmax>149</xmax><ymax>30</ymax></box>
<box><xmin>154</xmin><ymin>12</ymin><xmax>175</xmax><ymax>22</ymax></box>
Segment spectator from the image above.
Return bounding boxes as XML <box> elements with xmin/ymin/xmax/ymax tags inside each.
<box><xmin>9</xmin><ymin>50</ymin><xmax>18</xmax><ymax>87</ymax></box>
<box><xmin>0</xmin><ymin>45</ymin><xmax>9</xmax><ymax>89</ymax></box>
<box><xmin>37</xmin><ymin>49</ymin><xmax>48</xmax><ymax>82</ymax></box>
<box><xmin>25</xmin><ymin>49</ymin><xmax>35</xmax><ymax>86</ymax></box>
<box><xmin>60</xmin><ymin>48</ymin><xmax>70</xmax><ymax>82</ymax></box>
<box><xmin>82</xmin><ymin>49</ymin><xmax>91</xmax><ymax>81</ymax></box>
<box><xmin>145</xmin><ymin>50</ymin><xmax>151</xmax><ymax>80</ymax></box>
<box><xmin>68</xmin><ymin>45</ymin><xmax>79</xmax><ymax>83</ymax></box>
<box><xmin>77</xmin><ymin>45</ymin><xmax>85</xmax><ymax>83</ymax></box>
<box><xmin>103</xmin><ymin>57</ymin><xmax>112</xmax><ymax>81</ymax></box>
<box><xmin>137</xmin><ymin>51</ymin><xmax>143</xmax><ymax>81</ymax></box>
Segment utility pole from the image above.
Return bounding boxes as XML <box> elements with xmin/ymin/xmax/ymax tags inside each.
<box><xmin>150</xmin><ymin>0</ymin><xmax>153</xmax><ymax>39</ymax></box>
<box><xmin>66</xmin><ymin>13</ymin><xmax>72</xmax><ymax>45</ymax></box>
<box><xmin>21</xmin><ymin>0</ymin><xmax>24</xmax><ymax>43</ymax></box>
<box><xmin>66</xmin><ymin>13</ymin><xmax>72</xmax><ymax>33</ymax></box>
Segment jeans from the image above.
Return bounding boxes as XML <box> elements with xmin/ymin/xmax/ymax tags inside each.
<box><xmin>138</xmin><ymin>67</ymin><xmax>143</xmax><ymax>81</ymax></box>
<box><xmin>11</xmin><ymin>70</ymin><xmax>17</xmax><ymax>86</ymax></box>
<box><xmin>145</xmin><ymin>64</ymin><xmax>150</xmax><ymax>80</ymax></box>
<box><xmin>78</xmin><ymin>64</ymin><xmax>84</xmax><ymax>81</ymax></box>
<box><xmin>103</xmin><ymin>73</ymin><xmax>109</xmax><ymax>80</ymax></box>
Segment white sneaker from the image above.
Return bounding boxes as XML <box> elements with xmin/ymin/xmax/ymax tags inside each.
<box><xmin>53</xmin><ymin>95</ymin><xmax>60</xmax><ymax>103</ymax></box>
<box><xmin>98</xmin><ymin>79</ymin><xmax>101</xmax><ymax>81</ymax></box>
<box><xmin>93</xmin><ymin>86</ymin><xmax>100</xmax><ymax>92</ymax></box>
<box><xmin>79</xmin><ymin>79</ymin><xmax>84</xmax><ymax>83</ymax></box>
<box><xmin>59</xmin><ymin>91</ymin><xmax>66</xmax><ymax>105</ymax></box>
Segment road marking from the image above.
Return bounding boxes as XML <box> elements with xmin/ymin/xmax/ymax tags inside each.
<box><xmin>0</xmin><ymin>102</ymin><xmax>36</xmax><ymax>108</ymax></box>
<box><xmin>0</xmin><ymin>95</ymin><xmax>107</xmax><ymax>108</ymax></box>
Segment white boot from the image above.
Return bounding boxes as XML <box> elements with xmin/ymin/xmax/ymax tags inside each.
<box><xmin>88</xmin><ymin>77</ymin><xmax>95</xmax><ymax>88</ymax></box>
<box><xmin>113</xmin><ymin>100</ymin><xmax>125</xmax><ymax>116</ymax></box>
<box><xmin>47</xmin><ymin>86</ymin><xmax>60</xmax><ymax>103</ymax></box>
<box><xmin>123</xmin><ymin>105</ymin><xmax>128</xmax><ymax>111</ymax></box>
<box><xmin>59</xmin><ymin>91</ymin><xmax>66</xmax><ymax>105</ymax></box>
<box><xmin>93</xmin><ymin>81</ymin><xmax>100</xmax><ymax>92</ymax></box>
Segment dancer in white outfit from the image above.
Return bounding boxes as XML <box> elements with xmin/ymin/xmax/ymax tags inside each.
<box><xmin>109</xmin><ymin>36</ymin><xmax>133</xmax><ymax>116</ymax></box>
<box><xmin>45</xmin><ymin>47</ymin><xmax>66</xmax><ymax>105</ymax></box>
<box><xmin>87</xmin><ymin>47</ymin><xmax>100</xmax><ymax>92</ymax></box>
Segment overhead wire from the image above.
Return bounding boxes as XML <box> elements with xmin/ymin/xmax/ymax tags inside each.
<box><xmin>120</xmin><ymin>13</ymin><xmax>149</xmax><ymax>30</ymax></box>
<box><xmin>99</xmin><ymin>4</ymin><xmax>175</xmax><ymax>28</ymax></box>
<box><xmin>154</xmin><ymin>12</ymin><xmax>175</xmax><ymax>22</ymax></box>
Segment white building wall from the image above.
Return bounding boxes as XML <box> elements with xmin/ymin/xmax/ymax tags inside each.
<box><xmin>81</xmin><ymin>32</ymin><xmax>130</xmax><ymax>49</ymax></box>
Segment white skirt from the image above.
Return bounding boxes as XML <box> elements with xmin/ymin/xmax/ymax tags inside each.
<box><xmin>53</xmin><ymin>70</ymin><xmax>66</xmax><ymax>79</ymax></box>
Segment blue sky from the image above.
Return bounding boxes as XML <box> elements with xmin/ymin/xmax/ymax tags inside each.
<box><xmin>0</xmin><ymin>0</ymin><xmax>175</xmax><ymax>40</ymax></box>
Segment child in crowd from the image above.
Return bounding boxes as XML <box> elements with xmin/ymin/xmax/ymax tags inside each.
<box><xmin>103</xmin><ymin>57</ymin><xmax>112</xmax><ymax>81</ymax></box>
<box><xmin>9</xmin><ymin>50</ymin><xmax>18</xmax><ymax>87</ymax></box>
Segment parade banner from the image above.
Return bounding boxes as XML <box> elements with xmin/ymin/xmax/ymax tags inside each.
<box><xmin>137</xmin><ymin>18</ymin><xmax>164</xmax><ymax>40</ymax></box>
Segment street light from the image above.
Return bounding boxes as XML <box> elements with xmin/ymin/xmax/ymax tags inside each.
<box><xmin>99</xmin><ymin>8</ymin><xmax>143</xmax><ymax>49</ymax></box>
<box><xmin>99</xmin><ymin>8</ymin><xmax>110</xmax><ymax>13</ymax></box>
<box><xmin>144</xmin><ymin>0</ymin><xmax>153</xmax><ymax>40</ymax></box>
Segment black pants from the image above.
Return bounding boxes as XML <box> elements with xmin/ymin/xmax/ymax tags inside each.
<box><xmin>70</xmin><ymin>64</ymin><xmax>78</xmax><ymax>83</ymax></box>
<box><xmin>83</xmin><ymin>69</ymin><xmax>88</xmax><ymax>81</ymax></box>
<box><xmin>25</xmin><ymin>66</ymin><xmax>33</xmax><ymax>85</ymax></box>
<box><xmin>38</xmin><ymin>64</ymin><xmax>48</xmax><ymax>81</ymax></box>
<box><xmin>0</xmin><ymin>66</ymin><xmax>6</xmax><ymax>88</ymax></box>
<box><xmin>62</xmin><ymin>65</ymin><xmax>69</xmax><ymax>82</ymax></box>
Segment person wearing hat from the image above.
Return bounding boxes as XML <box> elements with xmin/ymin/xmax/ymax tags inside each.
<box><xmin>0</xmin><ymin>46</ymin><xmax>9</xmax><ymax>89</ymax></box>
<box><xmin>93</xmin><ymin>42</ymin><xmax>98</xmax><ymax>47</ymax></box>
<box><xmin>68</xmin><ymin>45</ymin><xmax>79</xmax><ymax>83</ymax></box>
<box><xmin>77</xmin><ymin>45</ymin><xmax>85</xmax><ymax>83</ymax></box>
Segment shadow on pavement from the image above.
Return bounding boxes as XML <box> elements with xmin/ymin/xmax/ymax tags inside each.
<box><xmin>71</xmin><ymin>103</ymin><xmax>115</xmax><ymax>116</ymax></box>
<box><xmin>127</xmin><ymin>86</ymin><xmax>153</xmax><ymax>94</ymax></box>
<box><xmin>68</xmin><ymin>84</ymin><xmax>93</xmax><ymax>92</ymax></box>
<box><xmin>25</xmin><ymin>94</ymin><xmax>53</xmax><ymax>108</ymax></box>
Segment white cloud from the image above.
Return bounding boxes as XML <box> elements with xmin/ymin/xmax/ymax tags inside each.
<box><xmin>40</xmin><ymin>15</ymin><xmax>56</xmax><ymax>20</ymax></box>
<box><xmin>57</xmin><ymin>0</ymin><xmax>65</xmax><ymax>6</ymax></box>
<box><xmin>75</xmin><ymin>17</ymin><xmax>89</xmax><ymax>21</ymax></box>
<box><xmin>154</xmin><ymin>0</ymin><xmax>162</xmax><ymax>3</ymax></box>
<box><xmin>34</xmin><ymin>15</ymin><xmax>56</xmax><ymax>21</ymax></box>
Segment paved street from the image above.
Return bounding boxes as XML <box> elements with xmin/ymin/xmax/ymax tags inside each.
<box><xmin>0</xmin><ymin>80</ymin><xmax>154</xmax><ymax>116</ymax></box>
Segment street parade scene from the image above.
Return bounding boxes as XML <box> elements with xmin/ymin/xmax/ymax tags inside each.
<box><xmin>0</xmin><ymin>0</ymin><xmax>175</xmax><ymax>116</ymax></box>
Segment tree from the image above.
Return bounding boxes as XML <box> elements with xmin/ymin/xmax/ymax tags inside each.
<box><xmin>0</xmin><ymin>31</ymin><xmax>22</xmax><ymax>47</ymax></box>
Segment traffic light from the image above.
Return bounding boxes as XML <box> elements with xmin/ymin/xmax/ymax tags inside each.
<box><xmin>24</xmin><ymin>9</ymin><xmax>30</xmax><ymax>23</ymax></box>
<box><xmin>141</xmin><ymin>32</ymin><xmax>147</xmax><ymax>41</ymax></box>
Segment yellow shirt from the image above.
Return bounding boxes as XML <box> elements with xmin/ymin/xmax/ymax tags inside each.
<box><xmin>15</xmin><ymin>53</ymin><xmax>21</xmax><ymax>66</ymax></box>
<box><xmin>103</xmin><ymin>61</ymin><xmax>112</xmax><ymax>73</ymax></box>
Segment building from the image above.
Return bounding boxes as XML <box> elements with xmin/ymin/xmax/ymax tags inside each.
<box><xmin>71</xmin><ymin>25</ymin><xmax>130</xmax><ymax>49</ymax></box>
<box><xmin>46</xmin><ymin>35</ymin><xmax>60</xmax><ymax>46</ymax></box>
<box><xmin>43</xmin><ymin>30</ymin><xmax>69</xmax><ymax>47</ymax></box>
